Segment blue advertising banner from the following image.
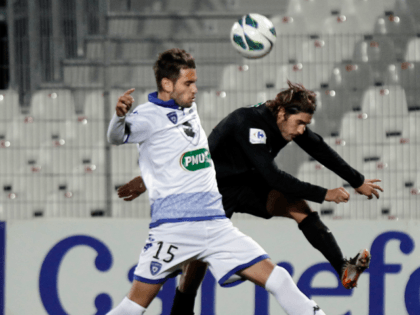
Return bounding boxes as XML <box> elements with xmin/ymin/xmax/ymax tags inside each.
<box><xmin>2</xmin><ymin>219</ymin><xmax>420</xmax><ymax>314</ymax></box>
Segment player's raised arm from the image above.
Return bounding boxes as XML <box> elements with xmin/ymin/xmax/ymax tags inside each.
<box><xmin>107</xmin><ymin>89</ymin><xmax>135</xmax><ymax>145</ymax></box>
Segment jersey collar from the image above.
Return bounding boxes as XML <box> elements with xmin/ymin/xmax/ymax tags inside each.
<box><xmin>148</xmin><ymin>92</ymin><xmax>182</xmax><ymax>110</ymax></box>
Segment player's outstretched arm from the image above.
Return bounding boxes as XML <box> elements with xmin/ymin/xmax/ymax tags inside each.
<box><xmin>117</xmin><ymin>176</ymin><xmax>146</xmax><ymax>201</ymax></box>
<box><xmin>354</xmin><ymin>179</ymin><xmax>383</xmax><ymax>200</ymax></box>
<box><xmin>325</xmin><ymin>187</ymin><xmax>350</xmax><ymax>204</ymax></box>
<box><xmin>107</xmin><ymin>88</ymin><xmax>136</xmax><ymax>144</ymax></box>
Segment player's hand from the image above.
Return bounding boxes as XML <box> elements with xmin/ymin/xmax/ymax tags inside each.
<box><xmin>116</xmin><ymin>88</ymin><xmax>135</xmax><ymax>117</ymax></box>
<box><xmin>325</xmin><ymin>187</ymin><xmax>350</xmax><ymax>204</ymax></box>
<box><xmin>355</xmin><ymin>179</ymin><xmax>383</xmax><ymax>200</ymax></box>
<box><xmin>117</xmin><ymin>176</ymin><xmax>146</xmax><ymax>201</ymax></box>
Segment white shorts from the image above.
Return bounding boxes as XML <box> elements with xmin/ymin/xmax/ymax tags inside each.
<box><xmin>133</xmin><ymin>218</ymin><xmax>269</xmax><ymax>287</ymax></box>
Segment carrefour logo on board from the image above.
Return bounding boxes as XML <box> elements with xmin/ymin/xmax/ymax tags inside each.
<box><xmin>180</xmin><ymin>148</ymin><xmax>212</xmax><ymax>171</ymax></box>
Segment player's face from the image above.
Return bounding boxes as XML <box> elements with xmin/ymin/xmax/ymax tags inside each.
<box><xmin>171</xmin><ymin>68</ymin><xmax>198</xmax><ymax>108</ymax></box>
<box><xmin>277</xmin><ymin>110</ymin><xmax>313</xmax><ymax>141</ymax></box>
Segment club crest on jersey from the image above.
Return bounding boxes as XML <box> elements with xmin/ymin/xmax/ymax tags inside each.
<box><xmin>249</xmin><ymin>128</ymin><xmax>267</xmax><ymax>144</ymax></box>
<box><xmin>178</xmin><ymin>119</ymin><xmax>200</xmax><ymax>145</ymax></box>
<box><xmin>167</xmin><ymin>112</ymin><xmax>178</xmax><ymax>124</ymax></box>
<box><xmin>180</xmin><ymin>148</ymin><xmax>212</xmax><ymax>171</ymax></box>
<box><xmin>150</xmin><ymin>261</ymin><xmax>162</xmax><ymax>276</ymax></box>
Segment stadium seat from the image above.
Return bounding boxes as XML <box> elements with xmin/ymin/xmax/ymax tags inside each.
<box><xmin>142</xmin><ymin>18</ymin><xmax>174</xmax><ymax>39</ymax></box>
<box><xmin>352</xmin><ymin>35</ymin><xmax>397</xmax><ymax>83</ymax></box>
<box><xmin>352</xmin><ymin>0</ymin><xmax>388</xmax><ymax>34</ymax></box>
<box><xmin>397</xmin><ymin>61</ymin><xmax>420</xmax><ymax>92</ymax></box>
<box><xmin>0</xmin><ymin>90</ymin><xmax>20</xmax><ymax>121</ymax></box>
<box><xmin>271</xmin><ymin>14</ymin><xmax>309</xmax><ymax>35</ymax></box>
<box><xmin>383</xmin><ymin>143</ymin><xmax>420</xmax><ymax>172</ymax></box>
<box><xmin>165</xmin><ymin>0</ymin><xmax>194</xmax><ymax>12</ymax></box>
<box><xmin>301</xmin><ymin>34</ymin><xmax>358</xmax><ymax>64</ymax></box>
<box><xmin>220</xmin><ymin>64</ymin><xmax>276</xmax><ymax>92</ymax></box>
<box><xmin>0</xmin><ymin>174</ymin><xmax>51</xmax><ymax>219</ymax></box>
<box><xmin>108</xmin><ymin>18</ymin><xmax>141</xmax><ymax>37</ymax></box>
<box><xmin>404</xmin><ymin>0</ymin><xmax>420</xmax><ymax>32</ymax></box>
<box><xmin>276</xmin><ymin>62</ymin><xmax>331</xmax><ymax>91</ymax></box>
<box><xmin>111</xmin><ymin>145</ymin><xmax>140</xmax><ymax>176</ymax></box>
<box><xmin>194</xmin><ymin>64</ymin><xmax>225</xmax><ymax>89</ymax></box>
<box><xmin>30</xmin><ymin>89</ymin><xmax>77</xmax><ymax>121</ymax></box>
<box><xmin>312</xmin><ymin>85</ymin><xmax>352</xmax><ymax>135</ymax></box>
<box><xmin>44</xmin><ymin>189</ymin><xmax>89</xmax><ymax>218</ymax></box>
<box><xmin>360</xmin><ymin>84</ymin><xmax>408</xmax><ymax>117</ymax></box>
<box><xmin>269</xmin><ymin>33</ymin><xmax>310</xmax><ymax>65</ymax></box>
<box><xmin>285</xmin><ymin>0</ymin><xmax>330</xmax><ymax>34</ymax></box>
<box><xmin>373</xmin><ymin>12</ymin><xmax>417</xmax><ymax>60</ymax></box>
<box><xmin>328</xmin><ymin>62</ymin><xmax>374</xmax><ymax>91</ymax></box>
<box><xmin>131</xmin><ymin>65</ymin><xmax>158</xmax><ymax>89</ymax></box>
<box><xmin>63</xmin><ymin>64</ymin><xmax>103</xmax><ymax>88</ymax></box>
<box><xmin>404</xmin><ymin>36</ymin><xmax>420</xmax><ymax>62</ymax></box>
<box><xmin>270</xmin><ymin>15</ymin><xmax>309</xmax><ymax>64</ymax></box>
<box><xmin>14</xmin><ymin>118</ymin><xmax>77</xmax><ymax>148</ymax></box>
<box><xmin>338</xmin><ymin>111</ymin><xmax>410</xmax><ymax>146</ymax></box>
<box><xmin>85</xmin><ymin>40</ymin><xmax>106</xmax><ymax>60</ymax></box>
<box><xmin>321</xmin><ymin>12</ymin><xmax>363</xmax><ymax>36</ymax></box>
<box><xmin>117</xmin><ymin>42</ymin><xmax>153</xmax><ymax>61</ymax></box>
<box><xmin>181</xmin><ymin>41</ymin><xmax>237</xmax><ymax>63</ymax></box>
<box><xmin>74</xmin><ymin>120</ymin><xmax>106</xmax><ymax>148</ymax></box>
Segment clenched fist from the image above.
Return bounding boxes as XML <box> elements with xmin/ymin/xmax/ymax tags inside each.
<box><xmin>116</xmin><ymin>88</ymin><xmax>135</xmax><ymax>117</ymax></box>
<box><xmin>325</xmin><ymin>187</ymin><xmax>350</xmax><ymax>204</ymax></box>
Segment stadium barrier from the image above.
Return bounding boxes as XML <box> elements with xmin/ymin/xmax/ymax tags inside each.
<box><xmin>2</xmin><ymin>218</ymin><xmax>420</xmax><ymax>314</ymax></box>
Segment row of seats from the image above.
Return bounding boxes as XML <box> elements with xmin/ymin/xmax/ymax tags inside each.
<box><xmin>0</xmin><ymin>173</ymin><xmax>150</xmax><ymax>219</ymax></box>
<box><xmin>1</xmin><ymin>83</ymin><xmax>418</xmax><ymax>149</ymax></box>
<box><xmin>104</xmin><ymin>8</ymin><xmax>418</xmax><ymax>43</ymax></box>
<box><xmin>5</xmin><ymin>58</ymin><xmax>420</xmax><ymax>121</ymax></box>
<box><xmin>85</xmin><ymin>39</ymin><xmax>238</xmax><ymax>63</ymax></box>
<box><xmin>108</xmin><ymin>0</ymin><xmax>286</xmax><ymax>14</ymax></box>
<box><xmin>63</xmin><ymin>37</ymin><xmax>420</xmax><ymax>92</ymax></box>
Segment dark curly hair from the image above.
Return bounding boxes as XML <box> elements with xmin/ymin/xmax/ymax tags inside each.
<box><xmin>266</xmin><ymin>80</ymin><xmax>317</xmax><ymax>119</ymax></box>
<box><xmin>153</xmin><ymin>48</ymin><xmax>196</xmax><ymax>92</ymax></box>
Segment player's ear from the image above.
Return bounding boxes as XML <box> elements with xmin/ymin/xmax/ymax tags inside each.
<box><xmin>161</xmin><ymin>77</ymin><xmax>174</xmax><ymax>93</ymax></box>
<box><xmin>277</xmin><ymin>107</ymin><xmax>286</xmax><ymax>122</ymax></box>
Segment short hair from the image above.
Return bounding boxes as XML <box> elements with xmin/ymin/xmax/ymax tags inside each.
<box><xmin>153</xmin><ymin>48</ymin><xmax>196</xmax><ymax>92</ymax></box>
<box><xmin>266</xmin><ymin>80</ymin><xmax>317</xmax><ymax>118</ymax></box>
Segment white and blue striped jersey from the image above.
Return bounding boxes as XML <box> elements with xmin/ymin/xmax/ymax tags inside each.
<box><xmin>108</xmin><ymin>92</ymin><xmax>226</xmax><ymax>228</ymax></box>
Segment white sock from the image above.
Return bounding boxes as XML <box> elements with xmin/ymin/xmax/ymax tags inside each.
<box><xmin>265</xmin><ymin>266</ymin><xmax>326</xmax><ymax>315</ymax></box>
<box><xmin>106</xmin><ymin>297</ymin><xmax>146</xmax><ymax>315</ymax></box>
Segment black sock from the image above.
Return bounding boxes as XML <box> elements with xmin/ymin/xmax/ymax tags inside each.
<box><xmin>298</xmin><ymin>212</ymin><xmax>346</xmax><ymax>277</ymax></box>
<box><xmin>170</xmin><ymin>287</ymin><xmax>196</xmax><ymax>315</ymax></box>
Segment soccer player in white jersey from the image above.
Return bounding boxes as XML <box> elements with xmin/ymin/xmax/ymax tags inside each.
<box><xmin>106</xmin><ymin>48</ymin><xmax>326</xmax><ymax>315</ymax></box>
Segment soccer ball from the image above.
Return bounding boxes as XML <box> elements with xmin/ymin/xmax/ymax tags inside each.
<box><xmin>230</xmin><ymin>13</ymin><xmax>276</xmax><ymax>59</ymax></box>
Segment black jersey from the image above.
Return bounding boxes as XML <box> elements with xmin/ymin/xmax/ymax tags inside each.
<box><xmin>208</xmin><ymin>103</ymin><xmax>365</xmax><ymax>204</ymax></box>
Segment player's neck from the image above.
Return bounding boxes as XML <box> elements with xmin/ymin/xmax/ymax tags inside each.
<box><xmin>157</xmin><ymin>91</ymin><xmax>171</xmax><ymax>102</ymax></box>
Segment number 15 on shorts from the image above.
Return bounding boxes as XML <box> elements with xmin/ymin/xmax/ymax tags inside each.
<box><xmin>153</xmin><ymin>241</ymin><xmax>178</xmax><ymax>263</ymax></box>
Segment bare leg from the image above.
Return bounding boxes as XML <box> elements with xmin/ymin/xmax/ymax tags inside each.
<box><xmin>127</xmin><ymin>280</ymin><xmax>162</xmax><ymax>308</ymax></box>
<box><xmin>266</xmin><ymin>189</ymin><xmax>312</xmax><ymax>223</ymax></box>
<box><xmin>170</xmin><ymin>260</ymin><xmax>208</xmax><ymax>315</ymax></box>
<box><xmin>106</xmin><ymin>280</ymin><xmax>162</xmax><ymax>314</ymax></box>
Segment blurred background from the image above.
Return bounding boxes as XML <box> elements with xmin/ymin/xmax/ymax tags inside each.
<box><xmin>1</xmin><ymin>0</ymin><xmax>419</xmax><ymax>221</ymax></box>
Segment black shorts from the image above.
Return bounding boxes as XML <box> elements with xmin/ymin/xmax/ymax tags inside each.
<box><xmin>217</xmin><ymin>173</ymin><xmax>273</xmax><ymax>219</ymax></box>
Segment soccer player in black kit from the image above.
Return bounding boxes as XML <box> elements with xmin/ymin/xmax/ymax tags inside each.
<box><xmin>118</xmin><ymin>81</ymin><xmax>383</xmax><ymax>315</ymax></box>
